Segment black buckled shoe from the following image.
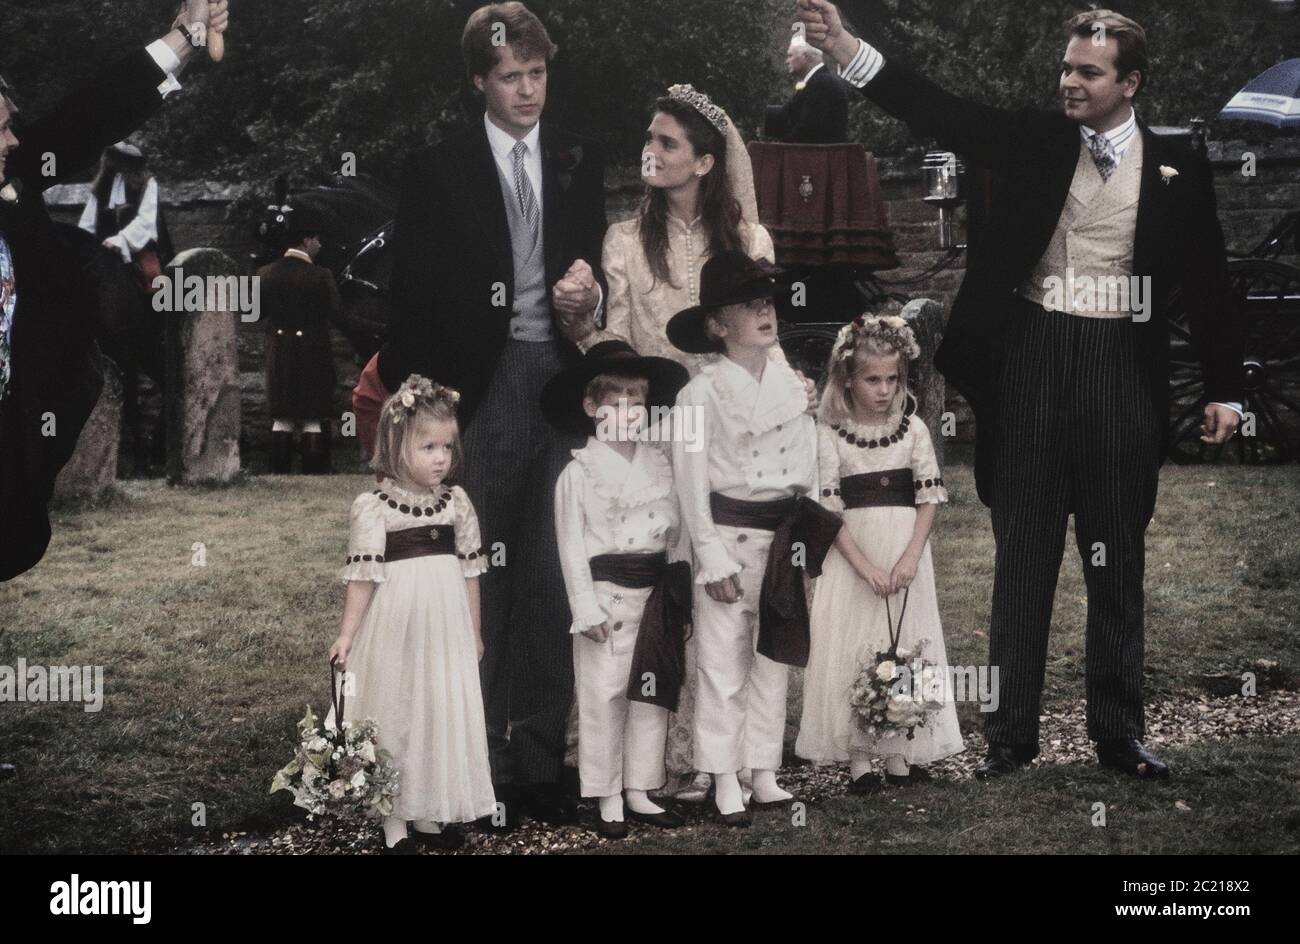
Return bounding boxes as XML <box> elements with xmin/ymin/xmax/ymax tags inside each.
<box><xmin>885</xmin><ymin>765</ymin><xmax>932</xmax><ymax>787</ymax></box>
<box><xmin>595</xmin><ymin>812</ymin><xmax>629</xmax><ymax>840</ymax></box>
<box><xmin>1097</xmin><ymin>738</ymin><xmax>1170</xmax><ymax>780</ymax></box>
<box><xmin>627</xmin><ymin>806</ymin><xmax>684</xmax><ymax>829</ymax></box>
<box><xmin>526</xmin><ymin>785</ymin><xmax>578</xmax><ymax>825</ymax></box>
<box><xmin>849</xmin><ymin>772</ymin><xmax>883</xmax><ymax>795</ymax></box>
<box><xmin>712</xmin><ymin>806</ymin><xmax>752</xmax><ymax>828</ymax></box>
<box><xmin>974</xmin><ymin>743</ymin><xmax>1037</xmax><ymax>780</ymax></box>
<box><xmin>380</xmin><ymin>837</ymin><xmax>417</xmax><ymax>855</ymax></box>
<box><xmin>411</xmin><ymin>823</ymin><xmax>465</xmax><ymax>850</ymax></box>
<box><xmin>475</xmin><ymin>784</ymin><xmax>520</xmax><ymax>835</ymax></box>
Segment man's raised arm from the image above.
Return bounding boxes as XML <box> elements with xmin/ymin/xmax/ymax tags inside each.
<box><xmin>3</xmin><ymin>1</ymin><xmax>229</xmax><ymax>192</ymax></box>
<box><xmin>794</xmin><ymin>0</ymin><xmax>1048</xmax><ymax>173</ymax></box>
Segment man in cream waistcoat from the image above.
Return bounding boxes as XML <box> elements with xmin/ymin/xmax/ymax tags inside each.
<box><xmin>798</xmin><ymin>1</ymin><xmax>1245</xmax><ymax>780</ymax></box>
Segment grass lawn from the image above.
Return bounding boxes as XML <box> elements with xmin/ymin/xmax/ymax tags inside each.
<box><xmin>0</xmin><ymin>463</ymin><xmax>1297</xmax><ymax>854</ymax></box>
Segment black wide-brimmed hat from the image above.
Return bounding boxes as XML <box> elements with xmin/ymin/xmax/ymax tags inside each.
<box><xmin>541</xmin><ymin>340</ymin><xmax>690</xmax><ymax>435</ymax></box>
<box><xmin>666</xmin><ymin>250</ymin><xmax>783</xmax><ymax>354</ymax></box>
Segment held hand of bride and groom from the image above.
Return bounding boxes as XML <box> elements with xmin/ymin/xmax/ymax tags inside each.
<box><xmin>553</xmin><ymin>259</ymin><xmax>600</xmax><ymax>339</ymax></box>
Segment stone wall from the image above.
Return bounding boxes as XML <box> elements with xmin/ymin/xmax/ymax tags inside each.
<box><xmin>43</xmin><ymin>134</ymin><xmax>1294</xmax><ymax>469</ymax></box>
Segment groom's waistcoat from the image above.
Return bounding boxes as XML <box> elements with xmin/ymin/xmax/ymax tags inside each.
<box><xmin>495</xmin><ymin>161</ymin><xmax>553</xmax><ymax>342</ymax></box>
<box><xmin>1017</xmin><ymin>132</ymin><xmax>1144</xmax><ymax>318</ymax></box>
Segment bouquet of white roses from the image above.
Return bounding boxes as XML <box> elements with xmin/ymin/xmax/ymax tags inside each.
<box><xmin>270</xmin><ymin>663</ymin><xmax>399</xmax><ymax>820</ymax></box>
<box><xmin>848</xmin><ymin>589</ymin><xmax>946</xmax><ymax>740</ymax></box>
<box><xmin>849</xmin><ymin>640</ymin><xmax>945</xmax><ymax>740</ymax></box>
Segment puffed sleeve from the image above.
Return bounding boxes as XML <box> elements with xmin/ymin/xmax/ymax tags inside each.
<box><xmin>747</xmin><ymin>221</ymin><xmax>776</xmax><ymax>265</ymax></box>
<box><xmin>577</xmin><ymin>224</ymin><xmax>632</xmax><ymax>353</ymax></box>
<box><xmin>909</xmin><ymin>419</ymin><xmax>949</xmax><ymax>505</ymax></box>
<box><xmin>816</xmin><ymin>423</ymin><xmax>845</xmax><ymax>513</ymax></box>
<box><xmin>338</xmin><ymin>493</ymin><xmax>388</xmax><ymax>583</ymax></box>
<box><xmin>554</xmin><ymin>463</ymin><xmax>609</xmax><ymax>634</ymax></box>
<box><xmin>451</xmin><ymin>486</ymin><xmax>489</xmax><ymax>577</ymax></box>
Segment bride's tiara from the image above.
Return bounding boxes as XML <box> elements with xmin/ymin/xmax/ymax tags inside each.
<box><xmin>667</xmin><ymin>84</ymin><xmax>729</xmax><ymax>136</ymax></box>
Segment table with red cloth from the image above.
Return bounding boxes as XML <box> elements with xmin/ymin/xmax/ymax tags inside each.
<box><xmin>748</xmin><ymin>142</ymin><xmax>900</xmax><ymax>271</ymax></box>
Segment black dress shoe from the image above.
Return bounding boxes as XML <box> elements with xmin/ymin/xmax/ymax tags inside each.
<box><xmin>712</xmin><ymin>804</ymin><xmax>752</xmax><ymax>828</ymax></box>
<box><xmin>380</xmin><ymin>837</ymin><xmax>417</xmax><ymax>855</ymax></box>
<box><xmin>475</xmin><ymin>785</ymin><xmax>519</xmax><ymax>834</ymax></box>
<box><xmin>1097</xmin><ymin>738</ymin><xmax>1170</xmax><ymax>780</ymax></box>
<box><xmin>526</xmin><ymin>786</ymin><xmax>578</xmax><ymax>825</ymax></box>
<box><xmin>595</xmin><ymin>813</ymin><xmax>629</xmax><ymax>840</ymax></box>
<box><xmin>411</xmin><ymin>823</ymin><xmax>465</xmax><ymax>850</ymax></box>
<box><xmin>885</xmin><ymin>765</ymin><xmax>932</xmax><ymax>786</ymax></box>
<box><xmin>0</xmin><ymin>762</ymin><xmax>15</xmax><ymax>781</ymax></box>
<box><xmin>627</xmin><ymin>807</ymin><xmax>684</xmax><ymax>829</ymax></box>
<box><xmin>974</xmin><ymin>743</ymin><xmax>1036</xmax><ymax>780</ymax></box>
<box><xmin>849</xmin><ymin>772</ymin><xmax>883</xmax><ymax>795</ymax></box>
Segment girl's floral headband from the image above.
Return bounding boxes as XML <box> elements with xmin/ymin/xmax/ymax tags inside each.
<box><xmin>832</xmin><ymin>313</ymin><xmax>921</xmax><ymax>366</ymax></box>
<box><xmin>390</xmin><ymin>374</ymin><xmax>460</xmax><ymax>425</ymax></box>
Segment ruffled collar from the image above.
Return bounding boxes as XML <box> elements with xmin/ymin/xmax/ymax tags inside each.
<box><xmin>701</xmin><ymin>348</ymin><xmax>807</xmax><ymax>437</ymax></box>
<box><xmin>571</xmin><ymin>438</ymin><xmax>673</xmax><ymax>510</ymax></box>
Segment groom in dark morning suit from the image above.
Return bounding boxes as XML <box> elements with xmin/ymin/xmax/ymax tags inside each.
<box><xmin>375</xmin><ymin>2</ymin><xmax>606</xmax><ymax>828</ymax></box>
<box><xmin>799</xmin><ymin>1</ymin><xmax>1244</xmax><ymax>780</ymax></box>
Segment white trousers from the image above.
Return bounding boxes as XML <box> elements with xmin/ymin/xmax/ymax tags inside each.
<box><xmin>572</xmin><ymin>582</ymin><xmax>669</xmax><ymax>797</ymax></box>
<box><xmin>692</xmin><ymin>525</ymin><xmax>788</xmax><ymax>774</ymax></box>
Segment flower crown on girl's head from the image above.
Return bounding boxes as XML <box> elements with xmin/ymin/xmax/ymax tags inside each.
<box><xmin>831</xmin><ymin>313</ymin><xmax>921</xmax><ymax>367</ymax></box>
<box><xmin>389</xmin><ymin>374</ymin><xmax>460</xmax><ymax>425</ymax></box>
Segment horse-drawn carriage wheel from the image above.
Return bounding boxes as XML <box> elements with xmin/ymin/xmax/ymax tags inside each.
<box><xmin>1167</xmin><ymin>258</ymin><xmax>1300</xmax><ymax>464</ymax></box>
<box><xmin>777</xmin><ymin>321</ymin><xmax>844</xmax><ymax>391</ymax></box>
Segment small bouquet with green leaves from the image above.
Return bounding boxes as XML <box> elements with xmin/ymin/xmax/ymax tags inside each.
<box><xmin>271</xmin><ymin>660</ymin><xmax>399</xmax><ymax>820</ymax></box>
<box><xmin>848</xmin><ymin>590</ymin><xmax>946</xmax><ymax>740</ymax></box>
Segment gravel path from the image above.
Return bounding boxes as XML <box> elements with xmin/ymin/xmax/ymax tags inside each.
<box><xmin>185</xmin><ymin>687</ymin><xmax>1300</xmax><ymax>855</ymax></box>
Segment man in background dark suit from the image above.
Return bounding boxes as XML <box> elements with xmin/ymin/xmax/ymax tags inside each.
<box><xmin>0</xmin><ymin>0</ymin><xmax>230</xmax><ymax>583</ymax></box>
<box><xmin>799</xmin><ymin>1</ymin><xmax>1243</xmax><ymax>781</ymax></box>
<box><xmin>765</xmin><ymin>26</ymin><xmax>850</xmax><ymax>143</ymax></box>
<box><xmin>373</xmin><ymin>2</ymin><xmax>606</xmax><ymax>829</ymax></box>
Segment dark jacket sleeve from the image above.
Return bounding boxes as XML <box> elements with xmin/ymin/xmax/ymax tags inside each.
<box><xmin>1180</xmin><ymin>153</ymin><xmax>1245</xmax><ymax>405</ymax></box>
<box><xmin>574</xmin><ymin>138</ymin><xmax>609</xmax><ymax>307</ymax></box>
<box><xmin>377</xmin><ymin>148</ymin><xmax>440</xmax><ymax>391</ymax></box>
<box><xmin>7</xmin><ymin>49</ymin><xmax>167</xmax><ymax>191</ymax></box>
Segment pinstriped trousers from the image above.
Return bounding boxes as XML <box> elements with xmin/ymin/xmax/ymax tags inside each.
<box><xmin>462</xmin><ymin>339</ymin><xmax>581</xmax><ymax>786</ymax></box>
<box><xmin>985</xmin><ymin>297</ymin><xmax>1161</xmax><ymax>748</ymax></box>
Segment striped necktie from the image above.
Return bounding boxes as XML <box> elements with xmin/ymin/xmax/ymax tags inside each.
<box><xmin>511</xmin><ymin>140</ymin><xmax>540</xmax><ymax>244</ymax></box>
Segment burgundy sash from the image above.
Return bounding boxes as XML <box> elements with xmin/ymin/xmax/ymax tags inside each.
<box><xmin>709</xmin><ymin>492</ymin><xmax>843</xmax><ymax>667</ymax></box>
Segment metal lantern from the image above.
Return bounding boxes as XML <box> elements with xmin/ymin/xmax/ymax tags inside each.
<box><xmin>921</xmin><ymin>150</ymin><xmax>965</xmax><ymax>248</ymax></box>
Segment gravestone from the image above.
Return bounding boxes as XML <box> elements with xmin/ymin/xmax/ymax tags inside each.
<box><xmin>901</xmin><ymin>297</ymin><xmax>946</xmax><ymax>468</ymax></box>
<box><xmin>53</xmin><ymin>349</ymin><xmax>122</xmax><ymax>500</ymax></box>
<box><xmin>165</xmin><ymin>248</ymin><xmax>243</xmax><ymax>484</ymax></box>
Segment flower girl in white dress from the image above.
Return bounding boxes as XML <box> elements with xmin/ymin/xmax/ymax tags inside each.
<box><xmin>328</xmin><ymin>376</ymin><xmax>496</xmax><ymax>853</ymax></box>
<box><xmin>796</xmin><ymin>316</ymin><xmax>965</xmax><ymax>793</ymax></box>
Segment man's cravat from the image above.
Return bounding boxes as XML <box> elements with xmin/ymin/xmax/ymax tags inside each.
<box><xmin>1088</xmin><ymin>131</ymin><xmax>1118</xmax><ymax>182</ymax></box>
<box><xmin>511</xmin><ymin>140</ymin><xmax>540</xmax><ymax>248</ymax></box>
